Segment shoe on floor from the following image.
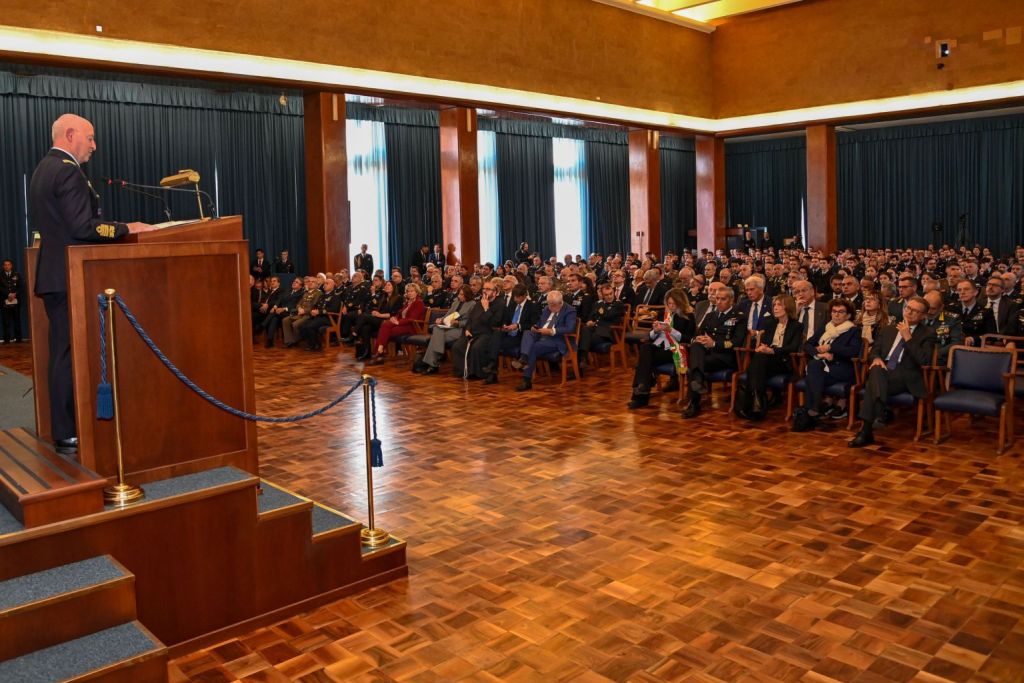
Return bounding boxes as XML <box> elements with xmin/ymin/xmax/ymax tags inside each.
<box><xmin>515</xmin><ymin>378</ymin><xmax>532</xmax><ymax>392</ymax></box>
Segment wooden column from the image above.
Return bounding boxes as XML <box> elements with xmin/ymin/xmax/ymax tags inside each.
<box><xmin>628</xmin><ymin>129</ymin><xmax>661</xmax><ymax>257</ymax></box>
<box><xmin>695</xmin><ymin>135</ymin><xmax>726</xmax><ymax>253</ymax></box>
<box><xmin>439</xmin><ymin>107</ymin><xmax>480</xmax><ymax>266</ymax></box>
<box><xmin>806</xmin><ymin>124</ymin><xmax>837</xmax><ymax>253</ymax></box>
<box><xmin>303</xmin><ymin>92</ymin><xmax>349</xmax><ymax>274</ymax></box>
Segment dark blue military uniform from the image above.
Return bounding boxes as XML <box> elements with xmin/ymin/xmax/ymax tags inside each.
<box><xmin>29</xmin><ymin>148</ymin><xmax>130</xmax><ymax>442</ymax></box>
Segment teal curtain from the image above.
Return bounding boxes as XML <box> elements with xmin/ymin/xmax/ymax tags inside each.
<box><xmin>384</xmin><ymin>123</ymin><xmax>442</xmax><ymax>273</ymax></box>
<box><xmin>726</xmin><ymin>137</ymin><xmax>806</xmax><ymax>242</ymax></box>
<box><xmin>660</xmin><ymin>136</ymin><xmax>696</xmax><ymax>254</ymax></box>
<box><xmin>0</xmin><ymin>63</ymin><xmax>306</xmax><ymax>276</ymax></box>
<box><xmin>837</xmin><ymin>114</ymin><xmax>1024</xmax><ymax>255</ymax></box>
<box><xmin>496</xmin><ymin>133</ymin><xmax>556</xmax><ymax>262</ymax></box>
<box><xmin>584</xmin><ymin>140</ymin><xmax>629</xmax><ymax>256</ymax></box>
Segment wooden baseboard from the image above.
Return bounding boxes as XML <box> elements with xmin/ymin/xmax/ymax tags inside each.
<box><xmin>165</xmin><ymin>565</ymin><xmax>409</xmax><ymax>658</ymax></box>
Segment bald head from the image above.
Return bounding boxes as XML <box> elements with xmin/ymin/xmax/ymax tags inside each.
<box><xmin>51</xmin><ymin>114</ymin><xmax>96</xmax><ymax>163</ymax></box>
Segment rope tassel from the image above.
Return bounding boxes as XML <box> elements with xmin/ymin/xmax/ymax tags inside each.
<box><xmin>96</xmin><ymin>296</ymin><xmax>114</xmax><ymax>420</ymax></box>
<box><xmin>369</xmin><ymin>378</ymin><xmax>383</xmax><ymax>468</ymax></box>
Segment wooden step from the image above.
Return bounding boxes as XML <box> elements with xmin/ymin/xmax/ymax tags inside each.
<box><xmin>0</xmin><ymin>556</ymin><xmax>136</xmax><ymax>661</ymax></box>
<box><xmin>0</xmin><ymin>428</ymin><xmax>106</xmax><ymax>528</ymax></box>
<box><xmin>0</xmin><ymin>621</ymin><xmax>166</xmax><ymax>683</ymax></box>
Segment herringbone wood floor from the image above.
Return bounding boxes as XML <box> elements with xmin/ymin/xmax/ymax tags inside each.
<box><xmin>2</xmin><ymin>341</ymin><xmax>1023</xmax><ymax>682</ymax></box>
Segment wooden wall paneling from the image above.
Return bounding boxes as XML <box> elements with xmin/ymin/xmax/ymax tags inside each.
<box><xmin>695</xmin><ymin>135</ymin><xmax>726</xmax><ymax>252</ymax></box>
<box><xmin>629</xmin><ymin>129</ymin><xmax>661</xmax><ymax>257</ymax></box>
<box><xmin>440</xmin><ymin>107</ymin><xmax>480</xmax><ymax>267</ymax></box>
<box><xmin>304</xmin><ymin>92</ymin><xmax>350</xmax><ymax>274</ymax></box>
<box><xmin>806</xmin><ymin>124</ymin><xmax>838</xmax><ymax>253</ymax></box>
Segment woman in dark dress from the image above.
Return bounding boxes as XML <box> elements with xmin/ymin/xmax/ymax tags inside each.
<box><xmin>735</xmin><ymin>295</ymin><xmax>802</xmax><ymax>420</ymax></box>
<box><xmin>627</xmin><ymin>289</ymin><xmax>695</xmax><ymax>409</ymax></box>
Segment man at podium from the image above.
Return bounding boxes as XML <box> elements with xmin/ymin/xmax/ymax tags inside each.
<box><xmin>29</xmin><ymin>113</ymin><xmax>154</xmax><ymax>455</ymax></box>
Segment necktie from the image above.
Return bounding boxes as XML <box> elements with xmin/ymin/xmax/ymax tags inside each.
<box><xmin>643</xmin><ymin>288</ymin><xmax>652</xmax><ymax>304</ymax></box>
<box><xmin>751</xmin><ymin>303</ymin><xmax>760</xmax><ymax>331</ymax></box>
<box><xmin>543</xmin><ymin>311</ymin><xmax>556</xmax><ymax>329</ymax></box>
<box><xmin>510</xmin><ymin>303</ymin><xmax>522</xmax><ymax>336</ymax></box>
<box><xmin>886</xmin><ymin>337</ymin><xmax>906</xmax><ymax>370</ymax></box>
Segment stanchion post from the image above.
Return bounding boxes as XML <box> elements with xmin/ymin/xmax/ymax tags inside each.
<box><xmin>102</xmin><ymin>289</ymin><xmax>145</xmax><ymax>507</ymax></box>
<box><xmin>360</xmin><ymin>374</ymin><xmax>389</xmax><ymax>547</ymax></box>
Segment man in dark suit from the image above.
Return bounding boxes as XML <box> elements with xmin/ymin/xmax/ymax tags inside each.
<box><xmin>429</xmin><ymin>243</ymin><xmax>445</xmax><ymax>269</ymax></box>
<box><xmin>692</xmin><ymin>282</ymin><xmax>726</xmax><ymax>330</ymax></box>
<box><xmin>253</xmin><ymin>275</ymin><xmax>282</xmax><ymax>334</ymax></box>
<box><xmin>633</xmin><ymin>270</ymin><xmax>664</xmax><ymax>307</ymax></box>
<box><xmin>250</xmin><ymin>248</ymin><xmax>269</xmax><ymax>281</ymax></box>
<box><xmin>511</xmin><ymin>291</ymin><xmax>577</xmax><ymax>391</ymax></box>
<box><xmin>736</xmin><ymin>276</ymin><xmax>773</xmax><ymax>334</ymax></box>
<box><xmin>849</xmin><ymin>297</ymin><xmax>936</xmax><ymax>448</ymax></box>
<box><xmin>791</xmin><ymin>280</ymin><xmax>827</xmax><ymax>342</ymax></box>
<box><xmin>452</xmin><ymin>280</ymin><xmax>506</xmax><ymax>379</ymax></box>
<box><xmin>484</xmin><ymin>285</ymin><xmax>538</xmax><ymax>385</ymax></box>
<box><xmin>29</xmin><ymin>114</ymin><xmax>152</xmax><ymax>454</ymax></box>
<box><xmin>984</xmin><ymin>275</ymin><xmax>1020</xmax><ymax>336</ymax></box>
<box><xmin>272</xmin><ymin>249</ymin><xmax>295</xmax><ymax>274</ymax></box>
<box><xmin>411</xmin><ymin>245</ymin><xmax>431</xmax><ymax>273</ymax></box>
<box><xmin>353</xmin><ymin>245</ymin><xmax>374</xmax><ymax>276</ymax></box>
<box><xmin>610</xmin><ymin>269</ymin><xmax>634</xmax><ymax>306</ymax></box>
<box><xmin>1</xmin><ymin>259</ymin><xmax>24</xmax><ymax>344</ymax></box>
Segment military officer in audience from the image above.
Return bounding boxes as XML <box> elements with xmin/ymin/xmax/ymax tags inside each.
<box><xmin>300</xmin><ymin>276</ymin><xmax>344</xmax><ymax>350</ymax></box>
<box><xmin>888</xmin><ymin>276</ymin><xmax>918</xmax><ymax>319</ymax></box>
<box><xmin>683</xmin><ymin>287</ymin><xmax>747</xmax><ymax>418</ymax></box>
<box><xmin>922</xmin><ymin>290</ymin><xmax>963</xmax><ymax>363</ymax></box>
<box><xmin>340</xmin><ymin>271</ymin><xmax>372</xmax><ymax>342</ymax></box>
<box><xmin>533</xmin><ymin>275</ymin><xmax>554</xmax><ymax>306</ymax></box>
<box><xmin>565</xmin><ymin>274</ymin><xmax>595</xmax><ymax>323</ymax></box>
<box><xmin>264</xmin><ymin>276</ymin><xmax>303</xmax><ymax>346</ymax></box>
<box><xmin>353</xmin><ymin>244</ymin><xmax>374</xmax><ymax>276</ymax></box>
<box><xmin>578</xmin><ymin>283</ymin><xmax>625</xmax><ymax>369</ymax></box>
<box><xmin>282</xmin><ymin>276</ymin><xmax>324</xmax><ymax>347</ymax></box>
<box><xmin>1</xmin><ymin>258</ymin><xmax>23</xmax><ymax>344</ymax></box>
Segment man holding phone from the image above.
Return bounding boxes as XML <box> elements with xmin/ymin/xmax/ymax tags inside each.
<box><xmin>510</xmin><ymin>290</ymin><xmax>577</xmax><ymax>392</ymax></box>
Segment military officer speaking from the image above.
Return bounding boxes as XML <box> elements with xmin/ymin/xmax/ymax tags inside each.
<box><xmin>29</xmin><ymin>114</ymin><xmax>153</xmax><ymax>455</ymax></box>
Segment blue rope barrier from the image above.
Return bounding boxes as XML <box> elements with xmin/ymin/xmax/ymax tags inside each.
<box><xmin>96</xmin><ymin>298</ymin><xmax>113</xmax><ymax>419</ymax></box>
<box><xmin>369</xmin><ymin>378</ymin><xmax>382</xmax><ymax>468</ymax></box>
<box><xmin>96</xmin><ymin>293</ymin><xmax>367</xmax><ymax>424</ymax></box>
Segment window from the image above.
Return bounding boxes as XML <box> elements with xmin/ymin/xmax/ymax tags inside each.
<box><xmin>346</xmin><ymin>118</ymin><xmax>390</xmax><ymax>274</ymax></box>
<box><xmin>477</xmin><ymin>130</ymin><xmax>500</xmax><ymax>266</ymax></box>
<box><xmin>553</xmin><ymin>138</ymin><xmax>586</xmax><ymax>260</ymax></box>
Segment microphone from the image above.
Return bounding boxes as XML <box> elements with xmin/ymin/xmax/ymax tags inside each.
<box><xmin>103</xmin><ymin>177</ymin><xmax>219</xmax><ymax>219</ymax></box>
<box><xmin>103</xmin><ymin>177</ymin><xmax>172</xmax><ymax>222</ymax></box>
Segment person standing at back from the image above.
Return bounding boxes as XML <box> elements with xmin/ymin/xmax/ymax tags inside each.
<box><xmin>29</xmin><ymin>113</ymin><xmax>152</xmax><ymax>455</ymax></box>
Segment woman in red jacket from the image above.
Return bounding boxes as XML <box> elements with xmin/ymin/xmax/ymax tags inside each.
<box><xmin>368</xmin><ymin>283</ymin><xmax>426</xmax><ymax>364</ymax></box>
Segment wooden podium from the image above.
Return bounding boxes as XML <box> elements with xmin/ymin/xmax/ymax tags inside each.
<box><xmin>26</xmin><ymin>216</ymin><xmax>258</xmax><ymax>483</ymax></box>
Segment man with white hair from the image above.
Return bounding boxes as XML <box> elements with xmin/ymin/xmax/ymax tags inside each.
<box><xmin>29</xmin><ymin>113</ymin><xmax>152</xmax><ymax>455</ymax></box>
<box><xmin>510</xmin><ymin>290</ymin><xmax>577</xmax><ymax>392</ymax></box>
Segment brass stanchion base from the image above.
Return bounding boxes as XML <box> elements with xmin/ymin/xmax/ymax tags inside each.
<box><xmin>361</xmin><ymin>527</ymin><xmax>390</xmax><ymax>548</ymax></box>
<box><xmin>104</xmin><ymin>483</ymin><xmax>145</xmax><ymax>507</ymax></box>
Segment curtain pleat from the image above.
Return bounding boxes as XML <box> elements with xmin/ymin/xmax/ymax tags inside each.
<box><xmin>837</xmin><ymin>114</ymin><xmax>1024</xmax><ymax>254</ymax></box>
<box><xmin>660</xmin><ymin>136</ymin><xmax>696</xmax><ymax>254</ymax></box>
<box><xmin>384</xmin><ymin>123</ymin><xmax>442</xmax><ymax>273</ymax></box>
<box><xmin>496</xmin><ymin>133</ymin><xmax>556</xmax><ymax>263</ymax></box>
<box><xmin>0</xmin><ymin>66</ymin><xmax>306</xmax><ymax>277</ymax></box>
<box><xmin>725</xmin><ymin>137</ymin><xmax>807</xmax><ymax>241</ymax></box>
<box><xmin>583</xmin><ymin>140</ymin><xmax>630</xmax><ymax>257</ymax></box>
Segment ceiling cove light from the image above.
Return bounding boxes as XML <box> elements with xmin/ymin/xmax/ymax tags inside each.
<box><xmin>1</xmin><ymin>26</ymin><xmax>1022</xmax><ymax>134</ymax></box>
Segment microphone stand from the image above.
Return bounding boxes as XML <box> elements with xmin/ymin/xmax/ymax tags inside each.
<box><xmin>107</xmin><ymin>181</ymin><xmax>172</xmax><ymax>222</ymax></box>
<box><xmin>105</xmin><ymin>178</ymin><xmax>219</xmax><ymax>220</ymax></box>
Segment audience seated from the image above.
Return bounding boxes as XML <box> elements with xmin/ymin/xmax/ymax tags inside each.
<box><xmin>369</xmin><ymin>283</ymin><xmax>425</xmax><ymax>364</ymax></box>
<box><xmin>412</xmin><ymin>284</ymin><xmax>476</xmax><ymax>374</ymax></box>
<box><xmin>735</xmin><ymin>294</ymin><xmax>801</xmax><ymax>420</ymax></box>
<box><xmin>683</xmin><ymin>286</ymin><xmax>746</xmax><ymax>418</ymax></box>
<box><xmin>510</xmin><ymin>290</ymin><xmax>577</xmax><ymax>392</ymax></box>
<box><xmin>849</xmin><ymin>296</ymin><xmax>935</xmax><ymax>448</ymax></box>
<box><xmin>793</xmin><ymin>298</ymin><xmax>861</xmax><ymax>431</ymax></box>
<box><xmin>628</xmin><ymin>289</ymin><xmax>694</xmax><ymax>409</ymax></box>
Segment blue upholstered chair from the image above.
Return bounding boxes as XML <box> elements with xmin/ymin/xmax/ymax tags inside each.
<box><xmin>401</xmin><ymin>308</ymin><xmax>447</xmax><ymax>362</ymax></box>
<box><xmin>655</xmin><ymin>363</ymin><xmax>686</xmax><ymax>402</ymax></box>
<box><xmin>934</xmin><ymin>345</ymin><xmax>1016</xmax><ymax>454</ymax></box>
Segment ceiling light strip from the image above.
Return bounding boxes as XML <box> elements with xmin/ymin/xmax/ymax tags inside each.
<box><xmin>1</xmin><ymin>26</ymin><xmax>1022</xmax><ymax>134</ymax></box>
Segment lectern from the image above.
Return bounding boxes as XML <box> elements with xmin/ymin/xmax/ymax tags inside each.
<box><xmin>26</xmin><ymin>216</ymin><xmax>258</xmax><ymax>483</ymax></box>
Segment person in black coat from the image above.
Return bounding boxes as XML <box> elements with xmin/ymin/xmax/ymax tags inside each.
<box><xmin>483</xmin><ymin>285</ymin><xmax>538</xmax><ymax>384</ymax></box>
<box><xmin>794</xmin><ymin>299</ymin><xmax>862</xmax><ymax>431</ymax></box>
<box><xmin>272</xmin><ymin>249</ymin><xmax>295</xmax><ymax>274</ymax></box>
<box><xmin>628</xmin><ymin>289</ymin><xmax>695</xmax><ymax>409</ymax></box>
<box><xmin>28</xmin><ymin>114</ymin><xmax>152</xmax><ymax>453</ymax></box>
<box><xmin>850</xmin><ymin>297</ymin><xmax>937</xmax><ymax>447</ymax></box>
<box><xmin>452</xmin><ymin>281</ymin><xmax>507</xmax><ymax>379</ymax></box>
<box><xmin>1</xmin><ymin>259</ymin><xmax>24</xmax><ymax>344</ymax></box>
<box><xmin>354</xmin><ymin>245</ymin><xmax>374</xmax><ymax>276</ymax></box>
<box><xmin>250</xmin><ymin>248</ymin><xmax>269</xmax><ymax>281</ymax></box>
<box><xmin>736</xmin><ymin>295</ymin><xmax>802</xmax><ymax>420</ymax></box>
<box><xmin>578</xmin><ymin>283</ymin><xmax>625</xmax><ymax>367</ymax></box>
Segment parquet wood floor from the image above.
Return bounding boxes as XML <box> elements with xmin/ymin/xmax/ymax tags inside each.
<box><xmin>2</xmin><ymin>341</ymin><xmax>1023</xmax><ymax>682</ymax></box>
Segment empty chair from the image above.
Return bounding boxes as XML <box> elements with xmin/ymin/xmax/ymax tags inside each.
<box><xmin>933</xmin><ymin>345</ymin><xmax>1016</xmax><ymax>453</ymax></box>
